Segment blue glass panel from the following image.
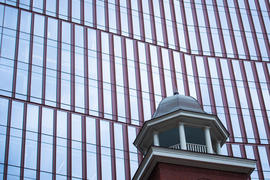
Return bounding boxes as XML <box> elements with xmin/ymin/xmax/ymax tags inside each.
<box><xmin>86</xmin><ymin>151</ymin><xmax>97</xmax><ymax>180</ymax></box>
<box><xmin>24</xmin><ymin>138</ymin><xmax>37</xmax><ymax>169</ymax></box>
<box><xmin>3</xmin><ymin>7</ymin><xmax>18</xmax><ymax>30</ymax></box>
<box><xmin>72</xmin><ymin>149</ymin><xmax>82</xmax><ymax>178</ymax></box>
<box><xmin>42</xmin><ymin>107</ymin><xmax>54</xmax><ymax>135</ymax></box>
<box><xmin>10</xmin><ymin>101</ymin><xmax>24</xmax><ymax>129</ymax></box>
<box><xmin>56</xmin><ymin>145</ymin><xmax>67</xmax><ymax>175</ymax></box>
<box><xmin>0</xmin><ymin>98</ymin><xmax>8</xmax><ymax>126</ymax></box>
<box><xmin>26</xmin><ymin>104</ymin><xmax>39</xmax><ymax>132</ymax></box>
<box><xmin>8</xmin><ymin>137</ymin><xmax>22</xmax><ymax>166</ymax></box>
<box><xmin>0</xmin><ymin>134</ymin><xmax>6</xmax><ymax>164</ymax></box>
<box><xmin>40</xmin><ymin>142</ymin><xmax>53</xmax><ymax>172</ymax></box>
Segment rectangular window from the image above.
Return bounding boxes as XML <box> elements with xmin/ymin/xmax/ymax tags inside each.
<box><xmin>128</xmin><ymin>126</ymin><xmax>138</xmax><ymax>179</ymax></box>
<box><xmin>120</xmin><ymin>0</ymin><xmax>129</xmax><ymax>36</ymax></box>
<box><xmin>86</xmin><ymin>117</ymin><xmax>97</xmax><ymax>180</ymax></box>
<box><xmin>108</xmin><ymin>0</ymin><xmax>117</xmax><ymax>33</ymax></box>
<box><xmin>100</xmin><ymin>120</ymin><xmax>112</xmax><ymax>180</ymax></box>
<box><xmin>173</xmin><ymin>51</ymin><xmax>185</xmax><ymax>95</ymax></box>
<box><xmin>185</xmin><ymin>55</ymin><xmax>197</xmax><ymax>99</ymax></box>
<box><xmin>72</xmin><ymin>0</ymin><xmax>81</xmax><ymax>23</ymax></box>
<box><xmin>142</xmin><ymin>0</ymin><xmax>152</xmax><ymax>43</ymax></box>
<box><xmin>97</xmin><ymin>0</ymin><xmax>105</xmax><ymax>30</ymax></box>
<box><xmin>131</xmin><ymin>0</ymin><xmax>140</xmax><ymax>39</ymax></box>
<box><xmin>114</xmin><ymin>123</ymin><xmax>125</xmax><ymax>180</ymax></box>
<box><xmin>163</xmin><ymin>0</ymin><xmax>175</xmax><ymax>49</ymax></box>
<box><xmin>84</xmin><ymin>0</ymin><xmax>93</xmax><ymax>27</ymax></box>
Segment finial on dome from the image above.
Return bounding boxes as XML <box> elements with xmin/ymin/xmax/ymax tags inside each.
<box><xmin>174</xmin><ymin>88</ymin><xmax>179</xmax><ymax>95</ymax></box>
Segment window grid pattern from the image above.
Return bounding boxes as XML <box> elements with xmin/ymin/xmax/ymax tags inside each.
<box><xmin>0</xmin><ymin>0</ymin><xmax>270</xmax><ymax>179</ymax></box>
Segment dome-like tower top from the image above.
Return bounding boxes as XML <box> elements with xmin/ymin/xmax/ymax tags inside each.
<box><xmin>152</xmin><ymin>91</ymin><xmax>205</xmax><ymax>119</ymax></box>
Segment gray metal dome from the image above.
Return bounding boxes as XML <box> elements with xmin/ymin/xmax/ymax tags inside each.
<box><xmin>152</xmin><ymin>92</ymin><xmax>206</xmax><ymax>119</ymax></box>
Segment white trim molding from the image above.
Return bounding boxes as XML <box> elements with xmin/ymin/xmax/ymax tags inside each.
<box><xmin>132</xmin><ymin>146</ymin><xmax>256</xmax><ymax>180</ymax></box>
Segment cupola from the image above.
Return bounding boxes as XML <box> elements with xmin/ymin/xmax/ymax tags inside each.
<box><xmin>134</xmin><ymin>91</ymin><xmax>229</xmax><ymax>156</ymax></box>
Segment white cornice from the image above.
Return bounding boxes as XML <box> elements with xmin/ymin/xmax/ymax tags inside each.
<box><xmin>133</xmin><ymin>146</ymin><xmax>256</xmax><ymax>180</ymax></box>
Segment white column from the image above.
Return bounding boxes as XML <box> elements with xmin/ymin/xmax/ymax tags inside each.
<box><xmin>204</xmin><ymin>126</ymin><xmax>213</xmax><ymax>153</ymax></box>
<box><xmin>153</xmin><ymin>131</ymin><xmax>159</xmax><ymax>146</ymax></box>
<box><xmin>178</xmin><ymin>123</ymin><xmax>186</xmax><ymax>150</ymax></box>
<box><xmin>216</xmin><ymin>140</ymin><xmax>221</xmax><ymax>155</ymax></box>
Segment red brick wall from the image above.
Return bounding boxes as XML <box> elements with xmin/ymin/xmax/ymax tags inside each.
<box><xmin>148</xmin><ymin>163</ymin><xmax>248</xmax><ymax>180</ymax></box>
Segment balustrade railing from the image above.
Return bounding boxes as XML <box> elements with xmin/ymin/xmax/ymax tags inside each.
<box><xmin>169</xmin><ymin>143</ymin><xmax>207</xmax><ymax>153</ymax></box>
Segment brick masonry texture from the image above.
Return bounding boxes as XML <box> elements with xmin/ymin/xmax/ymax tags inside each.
<box><xmin>148</xmin><ymin>162</ymin><xmax>247</xmax><ymax>180</ymax></box>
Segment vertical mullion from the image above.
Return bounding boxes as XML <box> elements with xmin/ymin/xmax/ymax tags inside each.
<box><xmin>84</xmin><ymin>27</ymin><xmax>89</xmax><ymax>115</ymax></box>
<box><xmin>67</xmin><ymin>113</ymin><xmax>72</xmax><ymax>179</ymax></box>
<box><xmin>145</xmin><ymin>44</ymin><xmax>156</xmax><ymax>116</ymax></box>
<box><xmin>191</xmin><ymin>56</ymin><xmax>202</xmax><ymax>105</ymax></box>
<box><xmin>126</xmin><ymin>0</ymin><xmax>133</xmax><ymax>38</ymax></box>
<box><xmin>121</xmin><ymin>38</ymin><xmax>131</xmax><ymax>124</ymax></box>
<box><xmin>96</xmin><ymin>119</ymin><xmax>101</xmax><ymax>180</ymax></box>
<box><xmin>3</xmin><ymin>100</ymin><xmax>12</xmax><ymax>180</ymax></box>
<box><xmin>19</xmin><ymin>103</ymin><xmax>28</xmax><ymax>178</ymax></box>
<box><xmin>56</xmin><ymin>0</ymin><xmax>59</xmax><ymax>18</ymax></box>
<box><xmin>123</xmin><ymin>125</ymin><xmax>130</xmax><ymax>180</ymax></box>
<box><xmin>109</xmin><ymin>34</ymin><xmax>117</xmax><ymax>120</ymax></box>
<box><xmin>12</xmin><ymin>9</ymin><xmax>21</xmax><ymax>98</ymax></box>
<box><xmin>239</xmin><ymin>61</ymin><xmax>258</xmax><ymax>144</ymax></box>
<box><xmin>148</xmin><ymin>0</ymin><xmax>157</xmax><ymax>44</ymax></box>
<box><xmin>81</xmin><ymin>116</ymin><xmax>87</xmax><ymax>179</ymax></box>
<box><xmin>265</xmin><ymin>0</ymin><xmax>270</xmax><ymax>12</ymax></box>
<box><xmin>179</xmin><ymin>0</ymin><xmax>190</xmax><ymax>54</ymax></box>
<box><xmin>93</xmin><ymin>0</ymin><xmax>97</xmax><ymax>28</ymax></box>
<box><xmin>262</xmin><ymin>63</ymin><xmax>270</xmax><ymax>102</ymax></box>
<box><xmin>133</xmin><ymin>41</ymin><xmax>144</xmax><ymax>126</ymax></box>
<box><xmin>169</xmin><ymin>0</ymin><xmax>180</xmax><ymax>51</ymax></box>
<box><xmin>71</xmin><ymin>24</ymin><xmax>75</xmax><ymax>112</ymax></box>
<box><xmin>52</xmin><ymin>109</ymin><xmax>57</xmax><ymax>180</ymax></box>
<box><xmin>68</xmin><ymin>0</ymin><xmax>72</xmax><ymax>21</ymax></box>
<box><xmin>97</xmin><ymin>31</ymin><xmax>104</xmax><ymax>118</ymax></box>
<box><xmin>30</xmin><ymin>0</ymin><xmax>33</xmax><ymax>11</ymax></box>
<box><xmin>43</xmin><ymin>0</ymin><xmax>47</xmax><ymax>14</ymax></box>
<box><xmin>190</xmin><ymin>0</ymin><xmax>203</xmax><ymax>55</ymax></box>
<box><xmin>212</xmin><ymin>0</ymin><xmax>227</xmax><ymax>57</ymax></box>
<box><xmin>159</xmin><ymin>0</ymin><xmax>168</xmax><ymax>48</ymax></box>
<box><xmin>168</xmin><ymin>50</ymin><xmax>177</xmax><ymax>93</ymax></box>
<box><xmin>115</xmin><ymin>0</ymin><xmax>121</xmax><ymax>35</ymax></box>
<box><xmin>42</xmin><ymin>17</ymin><xmax>48</xmax><ymax>105</ymax></box>
<box><xmin>254</xmin><ymin>0</ymin><xmax>270</xmax><ymax>59</ymax></box>
<box><xmin>110</xmin><ymin>122</ymin><xmax>116</xmax><ymax>180</ymax></box>
<box><xmin>27</xmin><ymin>13</ymin><xmax>35</xmax><ymax>102</ymax></box>
<box><xmin>226</xmin><ymin>144</ymin><xmax>233</xmax><ymax>157</ymax></box>
<box><xmin>137</xmin><ymin>0</ymin><xmax>145</xmax><ymax>41</ymax></box>
<box><xmin>36</xmin><ymin>106</ymin><xmax>42</xmax><ymax>179</ymax></box>
<box><xmin>104</xmin><ymin>0</ymin><xmax>109</xmax><ymax>31</ymax></box>
<box><xmin>180</xmin><ymin>53</ymin><xmax>189</xmax><ymax>96</ymax></box>
<box><xmin>251</xmin><ymin>62</ymin><xmax>270</xmax><ymax>144</ymax></box>
<box><xmin>243</xmin><ymin>0</ymin><xmax>261</xmax><ymax>60</ymax></box>
<box><xmin>201</xmin><ymin>0</ymin><xmax>214</xmax><ymax>56</ymax></box>
<box><xmin>56</xmin><ymin>20</ymin><xmax>62</xmax><ymax>109</ymax></box>
<box><xmin>81</xmin><ymin>0</ymin><xmax>84</xmax><ymax>24</ymax></box>
<box><xmin>253</xmin><ymin>146</ymin><xmax>264</xmax><ymax>180</ymax></box>
<box><xmin>222</xmin><ymin>0</ymin><xmax>238</xmax><ymax>58</ymax></box>
<box><xmin>234</xmin><ymin>0</ymin><xmax>250</xmax><ymax>59</ymax></box>
<box><xmin>157</xmin><ymin>47</ymin><xmax>166</xmax><ymax>98</ymax></box>
<box><xmin>215</xmin><ymin>59</ymin><xmax>234</xmax><ymax>142</ymax></box>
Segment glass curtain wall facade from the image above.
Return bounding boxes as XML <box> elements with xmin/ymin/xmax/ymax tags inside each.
<box><xmin>0</xmin><ymin>0</ymin><xmax>269</xmax><ymax>179</ymax></box>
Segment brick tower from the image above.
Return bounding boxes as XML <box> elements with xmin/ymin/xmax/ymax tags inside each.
<box><xmin>133</xmin><ymin>91</ymin><xmax>256</xmax><ymax>180</ymax></box>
